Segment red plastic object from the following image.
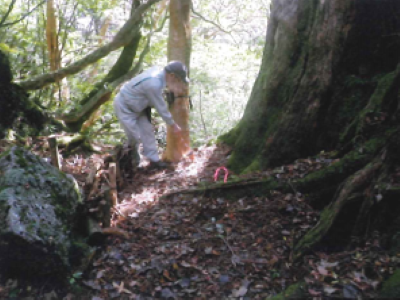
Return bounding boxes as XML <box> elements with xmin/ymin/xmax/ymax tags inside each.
<box><xmin>214</xmin><ymin>167</ymin><xmax>229</xmax><ymax>183</ymax></box>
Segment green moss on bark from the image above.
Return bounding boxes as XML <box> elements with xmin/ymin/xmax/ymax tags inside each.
<box><xmin>220</xmin><ymin>0</ymin><xmax>316</xmax><ymax>173</ymax></box>
<box><xmin>65</xmin><ymin>33</ymin><xmax>142</xmax><ymax>132</ymax></box>
<box><xmin>295</xmin><ymin>136</ymin><xmax>386</xmax><ymax>196</ymax></box>
<box><xmin>293</xmin><ymin>206</ymin><xmax>335</xmax><ymax>260</ymax></box>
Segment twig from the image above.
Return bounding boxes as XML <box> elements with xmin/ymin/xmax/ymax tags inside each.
<box><xmin>87</xmin><ymin>172</ymin><xmax>101</xmax><ymax>200</ymax></box>
<box><xmin>190</xmin><ymin>2</ymin><xmax>230</xmax><ymax>34</ymax></box>
<box><xmin>288</xmin><ymin>179</ymin><xmax>301</xmax><ymax>201</ymax></box>
<box><xmin>220</xmin><ymin>236</ymin><xmax>239</xmax><ymax>267</ymax></box>
<box><xmin>0</xmin><ymin>0</ymin><xmax>16</xmax><ymax>27</ymax></box>
<box><xmin>0</xmin><ymin>0</ymin><xmax>47</xmax><ymax>28</ymax></box>
<box><xmin>101</xmin><ymin>172</ymin><xmax>111</xmax><ymax>185</ymax></box>
<box><xmin>199</xmin><ymin>89</ymin><xmax>208</xmax><ymax>137</ymax></box>
<box><xmin>112</xmin><ymin>206</ymin><xmax>127</xmax><ymax>218</ymax></box>
<box><xmin>109</xmin><ymin>163</ymin><xmax>118</xmax><ymax>206</ymax></box>
<box><xmin>102</xmin><ymin>227</ymin><xmax>130</xmax><ymax>239</ymax></box>
<box><xmin>221</xmin><ymin>236</ymin><xmax>235</xmax><ymax>255</ymax></box>
<box><xmin>240</xmin><ymin>258</ymin><xmax>270</xmax><ymax>265</ymax></box>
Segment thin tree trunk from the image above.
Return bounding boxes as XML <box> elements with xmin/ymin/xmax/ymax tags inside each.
<box><xmin>164</xmin><ymin>0</ymin><xmax>192</xmax><ymax>162</ymax></box>
<box><xmin>46</xmin><ymin>0</ymin><xmax>60</xmax><ymax>72</ymax></box>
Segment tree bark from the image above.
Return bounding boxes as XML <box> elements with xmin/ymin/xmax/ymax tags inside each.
<box><xmin>293</xmin><ymin>156</ymin><xmax>383</xmax><ymax>260</ymax></box>
<box><xmin>164</xmin><ymin>0</ymin><xmax>192</xmax><ymax>162</ymax></box>
<box><xmin>221</xmin><ymin>0</ymin><xmax>356</xmax><ymax>173</ymax></box>
<box><xmin>46</xmin><ymin>0</ymin><xmax>60</xmax><ymax>72</ymax></box>
<box><xmin>219</xmin><ymin>0</ymin><xmax>400</xmax><ymax>260</ymax></box>
<box><xmin>222</xmin><ymin>0</ymin><xmax>400</xmax><ymax>173</ymax></box>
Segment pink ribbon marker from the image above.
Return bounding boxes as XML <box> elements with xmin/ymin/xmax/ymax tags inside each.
<box><xmin>214</xmin><ymin>167</ymin><xmax>229</xmax><ymax>183</ymax></box>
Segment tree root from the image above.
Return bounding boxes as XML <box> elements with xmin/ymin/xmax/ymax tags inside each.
<box><xmin>293</xmin><ymin>156</ymin><xmax>384</xmax><ymax>261</ymax></box>
<box><xmin>160</xmin><ymin>177</ymin><xmax>282</xmax><ymax>201</ymax></box>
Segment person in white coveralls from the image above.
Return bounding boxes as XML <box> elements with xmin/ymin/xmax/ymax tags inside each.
<box><xmin>113</xmin><ymin>61</ymin><xmax>189</xmax><ymax>169</ymax></box>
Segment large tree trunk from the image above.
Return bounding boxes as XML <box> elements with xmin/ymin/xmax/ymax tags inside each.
<box><xmin>221</xmin><ymin>0</ymin><xmax>400</xmax><ymax>259</ymax></box>
<box><xmin>222</xmin><ymin>0</ymin><xmax>400</xmax><ymax>173</ymax></box>
<box><xmin>221</xmin><ymin>0</ymin><xmax>354</xmax><ymax>173</ymax></box>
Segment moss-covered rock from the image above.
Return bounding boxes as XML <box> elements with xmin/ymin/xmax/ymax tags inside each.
<box><xmin>0</xmin><ymin>147</ymin><xmax>83</xmax><ymax>278</ymax></box>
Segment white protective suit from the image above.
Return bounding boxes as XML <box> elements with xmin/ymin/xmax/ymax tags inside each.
<box><xmin>113</xmin><ymin>67</ymin><xmax>175</xmax><ymax>162</ymax></box>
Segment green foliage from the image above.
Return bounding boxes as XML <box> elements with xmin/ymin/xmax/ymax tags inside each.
<box><xmin>188</xmin><ymin>0</ymin><xmax>269</xmax><ymax>146</ymax></box>
<box><xmin>0</xmin><ymin>0</ymin><xmax>269</xmax><ymax>147</ymax></box>
<box><xmin>69</xmin><ymin>271</ymin><xmax>83</xmax><ymax>285</ymax></box>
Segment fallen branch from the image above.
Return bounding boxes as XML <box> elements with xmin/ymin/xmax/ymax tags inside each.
<box><xmin>102</xmin><ymin>227</ymin><xmax>130</xmax><ymax>239</ymax></box>
<box><xmin>109</xmin><ymin>163</ymin><xmax>118</xmax><ymax>206</ymax></box>
<box><xmin>48</xmin><ymin>137</ymin><xmax>60</xmax><ymax>170</ymax></box>
<box><xmin>87</xmin><ymin>171</ymin><xmax>101</xmax><ymax>200</ymax></box>
<box><xmin>86</xmin><ymin>162</ymin><xmax>101</xmax><ymax>194</ymax></box>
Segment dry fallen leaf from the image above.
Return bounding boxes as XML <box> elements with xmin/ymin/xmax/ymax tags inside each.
<box><xmin>308</xmin><ymin>288</ymin><xmax>321</xmax><ymax>296</ymax></box>
<box><xmin>320</xmin><ymin>259</ymin><xmax>339</xmax><ymax>268</ymax></box>
<box><xmin>232</xmin><ymin>286</ymin><xmax>248</xmax><ymax>297</ymax></box>
<box><xmin>323</xmin><ymin>285</ymin><xmax>337</xmax><ymax>295</ymax></box>
<box><xmin>9</xmin><ymin>143</ymin><xmax>390</xmax><ymax>300</ymax></box>
<box><xmin>317</xmin><ymin>266</ymin><xmax>329</xmax><ymax>276</ymax></box>
<box><xmin>163</xmin><ymin>270</ymin><xmax>173</xmax><ymax>281</ymax></box>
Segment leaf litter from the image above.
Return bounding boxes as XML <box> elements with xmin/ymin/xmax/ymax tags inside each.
<box><xmin>0</xmin><ymin>142</ymin><xmax>399</xmax><ymax>299</ymax></box>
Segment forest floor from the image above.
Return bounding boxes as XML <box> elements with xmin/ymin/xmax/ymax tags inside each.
<box><xmin>0</xmin><ymin>142</ymin><xmax>399</xmax><ymax>299</ymax></box>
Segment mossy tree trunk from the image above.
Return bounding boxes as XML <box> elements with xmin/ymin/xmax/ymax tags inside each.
<box><xmin>221</xmin><ymin>0</ymin><xmax>400</xmax><ymax>259</ymax></box>
<box><xmin>221</xmin><ymin>0</ymin><xmax>400</xmax><ymax>173</ymax></box>
<box><xmin>0</xmin><ymin>50</ymin><xmax>48</xmax><ymax>139</ymax></box>
<box><xmin>61</xmin><ymin>33</ymin><xmax>142</xmax><ymax>132</ymax></box>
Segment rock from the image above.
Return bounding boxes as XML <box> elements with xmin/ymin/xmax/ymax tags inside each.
<box><xmin>0</xmin><ymin>147</ymin><xmax>83</xmax><ymax>278</ymax></box>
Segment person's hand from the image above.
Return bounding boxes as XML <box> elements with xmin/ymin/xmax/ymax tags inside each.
<box><xmin>171</xmin><ymin>123</ymin><xmax>182</xmax><ymax>134</ymax></box>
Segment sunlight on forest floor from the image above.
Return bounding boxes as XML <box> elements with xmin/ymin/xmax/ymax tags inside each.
<box><xmin>56</xmin><ymin>144</ymin><xmax>396</xmax><ymax>299</ymax></box>
<box><xmin>0</xmin><ymin>142</ymin><xmax>397</xmax><ymax>299</ymax></box>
